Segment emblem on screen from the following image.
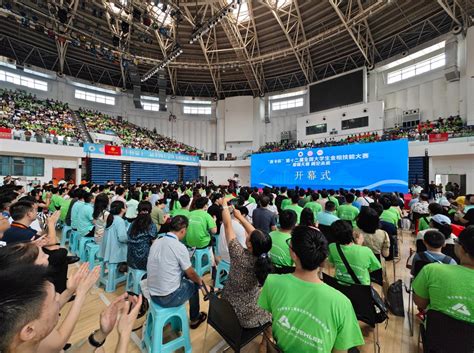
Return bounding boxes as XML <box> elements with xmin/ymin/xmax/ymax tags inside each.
<box><xmin>316</xmin><ymin>149</ymin><xmax>323</xmax><ymax>156</ymax></box>
<box><xmin>297</xmin><ymin>151</ymin><xmax>304</xmax><ymax>157</ymax></box>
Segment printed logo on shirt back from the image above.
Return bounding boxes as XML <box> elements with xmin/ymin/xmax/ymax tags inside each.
<box><xmin>451</xmin><ymin>303</ymin><xmax>471</xmax><ymax>317</ymax></box>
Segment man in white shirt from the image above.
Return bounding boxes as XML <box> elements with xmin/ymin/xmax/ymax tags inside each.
<box><xmin>356</xmin><ymin>189</ymin><xmax>374</xmax><ymax>207</ymax></box>
<box><xmin>147</xmin><ymin>216</ymin><xmax>207</xmax><ymax>329</ymax></box>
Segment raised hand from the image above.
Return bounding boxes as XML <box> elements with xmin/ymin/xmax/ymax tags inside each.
<box><xmin>76</xmin><ymin>265</ymin><xmax>100</xmax><ymax>298</ymax></box>
<box><xmin>100</xmin><ymin>293</ymin><xmax>128</xmax><ymax>336</ymax></box>
<box><xmin>66</xmin><ymin>263</ymin><xmax>89</xmax><ymax>294</ymax></box>
<box><xmin>47</xmin><ymin>210</ymin><xmax>61</xmax><ymax>227</ymax></box>
<box><xmin>117</xmin><ymin>295</ymin><xmax>143</xmax><ymax>337</ymax></box>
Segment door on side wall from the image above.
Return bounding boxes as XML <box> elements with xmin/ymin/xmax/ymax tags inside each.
<box><xmin>52</xmin><ymin>168</ymin><xmax>65</xmax><ymax>186</ymax></box>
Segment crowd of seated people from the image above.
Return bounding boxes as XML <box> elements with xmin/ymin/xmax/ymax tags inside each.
<box><xmin>0</xmin><ymin>89</ymin><xmax>83</xmax><ymax>144</ymax></box>
<box><xmin>257</xmin><ymin>116</ymin><xmax>473</xmax><ymax>153</ymax></box>
<box><xmin>78</xmin><ymin>108</ymin><xmax>198</xmax><ymax>155</ymax></box>
<box><xmin>2</xmin><ymin>175</ymin><xmax>473</xmax><ymax>352</ymax></box>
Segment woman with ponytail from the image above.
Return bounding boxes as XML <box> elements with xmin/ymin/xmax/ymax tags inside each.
<box><xmin>127</xmin><ymin>201</ymin><xmax>158</xmax><ymax>270</ymax></box>
<box><xmin>220</xmin><ymin>198</ymin><xmax>272</xmax><ymax>331</ymax></box>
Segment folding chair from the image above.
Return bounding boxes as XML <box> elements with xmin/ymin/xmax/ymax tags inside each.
<box><xmin>419</xmin><ymin>310</ymin><xmax>474</xmax><ymax>353</ymax></box>
<box><xmin>202</xmin><ymin>285</ymin><xmax>271</xmax><ymax>353</ymax></box>
<box><xmin>406</xmin><ymin>260</ymin><xmax>431</xmax><ymax>336</ymax></box>
<box><xmin>323</xmin><ymin>273</ymin><xmax>381</xmax><ymax>353</ymax></box>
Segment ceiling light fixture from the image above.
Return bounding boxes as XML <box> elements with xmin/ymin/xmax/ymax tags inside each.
<box><xmin>188</xmin><ymin>0</ymin><xmax>240</xmax><ymax>44</ymax></box>
<box><xmin>141</xmin><ymin>43</ymin><xmax>183</xmax><ymax>82</ymax></box>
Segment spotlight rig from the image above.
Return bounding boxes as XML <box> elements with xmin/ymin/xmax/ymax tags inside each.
<box><xmin>141</xmin><ymin>44</ymin><xmax>183</xmax><ymax>82</ymax></box>
<box><xmin>189</xmin><ymin>0</ymin><xmax>241</xmax><ymax>44</ymax></box>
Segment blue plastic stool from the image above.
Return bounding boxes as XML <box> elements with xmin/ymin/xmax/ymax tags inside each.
<box><xmin>69</xmin><ymin>230</ymin><xmax>80</xmax><ymax>255</ymax></box>
<box><xmin>191</xmin><ymin>248</ymin><xmax>211</xmax><ymax>277</ymax></box>
<box><xmin>60</xmin><ymin>225</ymin><xmax>72</xmax><ymax>247</ymax></box>
<box><xmin>212</xmin><ymin>234</ymin><xmax>220</xmax><ymax>257</ymax></box>
<box><xmin>215</xmin><ymin>260</ymin><xmax>230</xmax><ymax>289</ymax></box>
<box><xmin>99</xmin><ymin>262</ymin><xmax>127</xmax><ymax>293</ymax></box>
<box><xmin>142</xmin><ymin>301</ymin><xmax>192</xmax><ymax>353</ymax></box>
<box><xmin>78</xmin><ymin>236</ymin><xmax>95</xmax><ymax>262</ymax></box>
<box><xmin>125</xmin><ymin>268</ymin><xmax>147</xmax><ymax>294</ymax></box>
<box><xmin>84</xmin><ymin>243</ymin><xmax>101</xmax><ymax>270</ymax></box>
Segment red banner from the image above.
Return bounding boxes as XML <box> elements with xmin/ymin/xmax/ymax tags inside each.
<box><xmin>104</xmin><ymin>145</ymin><xmax>122</xmax><ymax>156</ymax></box>
<box><xmin>429</xmin><ymin>133</ymin><xmax>449</xmax><ymax>143</ymax></box>
<box><xmin>0</xmin><ymin>127</ymin><xmax>12</xmax><ymax>139</ymax></box>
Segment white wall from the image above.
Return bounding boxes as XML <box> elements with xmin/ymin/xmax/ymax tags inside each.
<box><xmin>296</xmin><ymin>101</ymin><xmax>385</xmax><ymax>143</ymax></box>
<box><xmin>200</xmin><ymin>160</ymin><xmax>251</xmax><ymax>186</ymax></box>
<box><xmin>223</xmin><ymin>96</ymin><xmax>254</xmax><ymax>142</ymax></box>
<box><xmin>429</xmin><ymin>155</ymin><xmax>474</xmax><ymax>193</ymax></box>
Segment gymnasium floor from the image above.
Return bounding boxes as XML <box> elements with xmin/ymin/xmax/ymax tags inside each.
<box><xmin>60</xmin><ymin>230</ymin><xmax>421</xmax><ymax>353</ymax></box>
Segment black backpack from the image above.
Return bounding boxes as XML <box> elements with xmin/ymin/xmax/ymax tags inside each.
<box><xmin>386</xmin><ymin>280</ymin><xmax>405</xmax><ymax>317</ymax></box>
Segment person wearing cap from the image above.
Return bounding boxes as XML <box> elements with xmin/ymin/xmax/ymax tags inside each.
<box><xmin>455</xmin><ymin>194</ymin><xmax>474</xmax><ymax>227</ymax></box>
<box><xmin>418</xmin><ymin>203</ymin><xmax>444</xmax><ymax>233</ymax></box>
<box><xmin>413</xmin><ymin>226</ymin><xmax>474</xmax><ymax>323</ymax></box>
<box><xmin>416</xmin><ymin>214</ymin><xmax>456</xmax><ymax>245</ymax></box>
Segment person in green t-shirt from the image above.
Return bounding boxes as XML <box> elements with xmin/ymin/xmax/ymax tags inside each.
<box><xmin>336</xmin><ymin>193</ymin><xmax>359</xmax><ymax>228</ymax></box>
<box><xmin>48</xmin><ymin>187</ymin><xmax>64</xmax><ymax>213</ymax></box>
<box><xmin>379</xmin><ymin>196</ymin><xmax>399</xmax><ymax>227</ymax></box>
<box><xmin>285</xmin><ymin>194</ymin><xmax>303</xmax><ymax>224</ymax></box>
<box><xmin>185</xmin><ymin>197</ymin><xmax>217</xmax><ymax>248</ymax></box>
<box><xmin>304</xmin><ymin>192</ymin><xmax>323</xmax><ymax>219</ymax></box>
<box><xmin>258</xmin><ymin>225</ymin><xmax>364</xmax><ymax>353</ymax></box>
<box><xmin>269</xmin><ymin>209</ymin><xmax>297</xmax><ymax>271</ymax></box>
<box><xmin>328</xmin><ymin>220</ymin><xmax>381</xmax><ymax>285</ymax></box>
<box><xmin>172</xmin><ymin>194</ymin><xmax>191</xmax><ymax>219</ymax></box>
<box><xmin>151</xmin><ymin>199</ymin><xmax>170</xmax><ymax>233</ymax></box>
<box><xmin>413</xmin><ymin>226</ymin><xmax>474</xmax><ymax>323</ymax></box>
<box><xmin>168</xmin><ymin>191</ymin><xmax>182</xmax><ymax>217</ymax></box>
<box><xmin>328</xmin><ymin>190</ymin><xmax>340</xmax><ymax>209</ymax></box>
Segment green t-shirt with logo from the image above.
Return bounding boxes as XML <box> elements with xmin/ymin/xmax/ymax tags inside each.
<box><xmin>173</xmin><ymin>208</ymin><xmax>190</xmax><ymax>219</ymax></box>
<box><xmin>185</xmin><ymin>209</ymin><xmax>217</xmax><ymax>248</ymax></box>
<box><xmin>269</xmin><ymin>230</ymin><xmax>293</xmax><ymax>268</ymax></box>
<box><xmin>281</xmin><ymin>198</ymin><xmax>292</xmax><ymax>210</ymax></box>
<box><xmin>412</xmin><ymin>263</ymin><xmax>474</xmax><ymax>323</ymax></box>
<box><xmin>336</xmin><ymin>204</ymin><xmax>360</xmax><ymax>227</ymax></box>
<box><xmin>304</xmin><ymin>201</ymin><xmax>322</xmax><ymax>218</ymax></box>
<box><xmin>328</xmin><ymin>243</ymin><xmax>381</xmax><ymax>285</ymax></box>
<box><xmin>285</xmin><ymin>204</ymin><xmax>303</xmax><ymax>224</ymax></box>
<box><xmin>258</xmin><ymin>274</ymin><xmax>364</xmax><ymax>353</ymax></box>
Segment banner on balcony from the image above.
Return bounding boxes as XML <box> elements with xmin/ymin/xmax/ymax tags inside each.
<box><xmin>428</xmin><ymin>133</ymin><xmax>449</xmax><ymax>143</ymax></box>
<box><xmin>84</xmin><ymin>143</ymin><xmax>199</xmax><ymax>164</ymax></box>
<box><xmin>104</xmin><ymin>145</ymin><xmax>122</xmax><ymax>156</ymax></box>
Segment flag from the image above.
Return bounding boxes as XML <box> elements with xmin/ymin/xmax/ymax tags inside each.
<box><xmin>104</xmin><ymin>145</ymin><xmax>122</xmax><ymax>156</ymax></box>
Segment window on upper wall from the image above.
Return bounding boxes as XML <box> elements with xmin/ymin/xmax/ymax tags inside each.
<box><xmin>386</xmin><ymin>53</ymin><xmax>446</xmax><ymax>84</ymax></box>
<box><xmin>183</xmin><ymin>105</ymin><xmax>212</xmax><ymax>115</ymax></box>
<box><xmin>270</xmin><ymin>90</ymin><xmax>305</xmax><ymax>112</ymax></box>
<box><xmin>0</xmin><ymin>156</ymin><xmax>44</xmax><ymax>176</ymax></box>
<box><xmin>306</xmin><ymin>123</ymin><xmax>327</xmax><ymax>135</ymax></box>
<box><xmin>142</xmin><ymin>102</ymin><xmax>160</xmax><ymax>111</ymax></box>
<box><xmin>75</xmin><ymin>89</ymin><xmax>115</xmax><ymax>105</ymax></box>
<box><xmin>0</xmin><ymin>70</ymin><xmax>48</xmax><ymax>91</ymax></box>
<box><xmin>341</xmin><ymin>116</ymin><xmax>369</xmax><ymax>130</ymax></box>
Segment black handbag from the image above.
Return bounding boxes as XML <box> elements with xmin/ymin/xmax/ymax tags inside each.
<box><xmin>336</xmin><ymin>244</ymin><xmax>389</xmax><ymax>324</ymax></box>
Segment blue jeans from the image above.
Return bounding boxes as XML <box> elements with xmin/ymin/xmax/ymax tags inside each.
<box><xmin>151</xmin><ymin>278</ymin><xmax>200</xmax><ymax>321</ymax></box>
